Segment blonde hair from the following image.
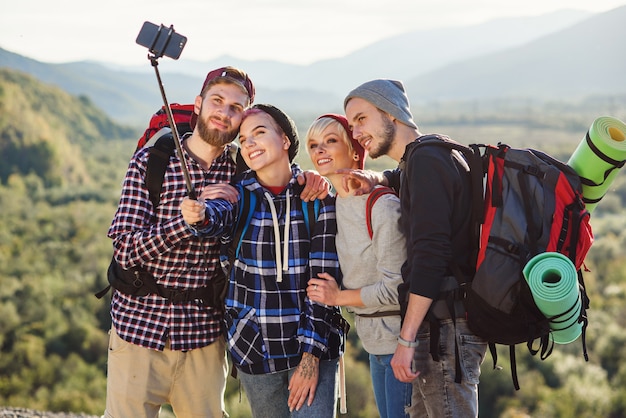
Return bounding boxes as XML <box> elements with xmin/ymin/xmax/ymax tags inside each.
<box><xmin>305</xmin><ymin>117</ymin><xmax>355</xmax><ymax>157</ymax></box>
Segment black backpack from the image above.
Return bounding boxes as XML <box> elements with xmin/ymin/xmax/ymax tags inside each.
<box><xmin>401</xmin><ymin>135</ymin><xmax>593</xmax><ymax>390</ymax></box>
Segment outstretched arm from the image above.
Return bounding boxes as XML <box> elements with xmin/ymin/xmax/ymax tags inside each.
<box><xmin>336</xmin><ymin>168</ymin><xmax>387</xmax><ymax>195</ymax></box>
<box><xmin>197</xmin><ymin>183</ymin><xmax>239</xmax><ymax>203</ymax></box>
<box><xmin>297</xmin><ymin>170</ymin><xmax>331</xmax><ymax>202</ymax></box>
<box><xmin>180</xmin><ymin>196</ymin><xmax>236</xmax><ymax>238</ymax></box>
<box><xmin>307</xmin><ymin>272</ymin><xmax>364</xmax><ymax>308</ymax></box>
<box><xmin>181</xmin><ymin>197</ymin><xmax>206</xmax><ymax>225</ymax></box>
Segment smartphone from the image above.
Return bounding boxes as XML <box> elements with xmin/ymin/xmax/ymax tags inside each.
<box><xmin>136</xmin><ymin>21</ymin><xmax>187</xmax><ymax>60</ymax></box>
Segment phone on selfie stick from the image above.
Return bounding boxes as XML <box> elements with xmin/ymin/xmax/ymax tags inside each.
<box><xmin>136</xmin><ymin>21</ymin><xmax>196</xmax><ymax>200</ymax></box>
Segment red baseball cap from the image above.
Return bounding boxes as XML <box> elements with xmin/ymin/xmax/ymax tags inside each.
<box><xmin>190</xmin><ymin>66</ymin><xmax>255</xmax><ymax>129</ymax></box>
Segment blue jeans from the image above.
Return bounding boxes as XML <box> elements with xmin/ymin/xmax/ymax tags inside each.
<box><xmin>238</xmin><ymin>357</ymin><xmax>338</xmax><ymax>418</ymax></box>
<box><xmin>409</xmin><ymin>318</ymin><xmax>487</xmax><ymax>418</ymax></box>
<box><xmin>370</xmin><ymin>353</ymin><xmax>412</xmax><ymax>418</ymax></box>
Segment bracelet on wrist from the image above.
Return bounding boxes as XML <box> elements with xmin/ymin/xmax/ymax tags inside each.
<box><xmin>397</xmin><ymin>335</ymin><xmax>419</xmax><ymax>348</ymax></box>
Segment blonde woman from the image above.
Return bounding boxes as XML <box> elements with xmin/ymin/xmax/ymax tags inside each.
<box><xmin>306</xmin><ymin>114</ymin><xmax>412</xmax><ymax>418</ymax></box>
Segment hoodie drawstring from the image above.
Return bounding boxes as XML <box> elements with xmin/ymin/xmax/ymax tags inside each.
<box><xmin>264</xmin><ymin>190</ymin><xmax>291</xmax><ymax>282</ymax></box>
<box><xmin>282</xmin><ymin>193</ymin><xmax>291</xmax><ymax>273</ymax></box>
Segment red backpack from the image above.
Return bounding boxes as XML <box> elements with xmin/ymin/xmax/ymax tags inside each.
<box><xmin>469</xmin><ymin>143</ymin><xmax>593</xmax><ymax>389</ymax></box>
<box><xmin>365</xmin><ymin>186</ymin><xmax>397</xmax><ymax>239</ymax></box>
<box><xmin>135</xmin><ymin>103</ymin><xmax>195</xmax><ymax>150</ymax></box>
<box><xmin>403</xmin><ymin>136</ymin><xmax>594</xmax><ymax>390</ymax></box>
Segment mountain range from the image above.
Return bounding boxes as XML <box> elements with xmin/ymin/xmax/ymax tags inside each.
<box><xmin>1</xmin><ymin>6</ymin><xmax>624</xmax><ymax>126</ymax></box>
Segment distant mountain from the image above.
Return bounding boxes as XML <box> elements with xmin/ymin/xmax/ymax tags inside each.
<box><xmin>0</xmin><ymin>48</ymin><xmax>201</xmax><ymax>124</ymax></box>
<box><xmin>148</xmin><ymin>9</ymin><xmax>590</xmax><ymax>92</ymax></box>
<box><xmin>406</xmin><ymin>5</ymin><xmax>626</xmax><ymax>101</ymax></box>
<box><xmin>246</xmin><ymin>9</ymin><xmax>593</xmax><ymax>94</ymax></box>
<box><xmin>1</xmin><ymin>7</ymin><xmax>623</xmax><ymax>126</ymax></box>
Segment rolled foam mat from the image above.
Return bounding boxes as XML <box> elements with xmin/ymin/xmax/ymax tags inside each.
<box><xmin>567</xmin><ymin>116</ymin><xmax>626</xmax><ymax>213</ymax></box>
<box><xmin>522</xmin><ymin>252</ymin><xmax>582</xmax><ymax>344</ymax></box>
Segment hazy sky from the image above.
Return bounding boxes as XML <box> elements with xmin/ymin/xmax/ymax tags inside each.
<box><xmin>2</xmin><ymin>0</ymin><xmax>625</xmax><ymax>66</ymax></box>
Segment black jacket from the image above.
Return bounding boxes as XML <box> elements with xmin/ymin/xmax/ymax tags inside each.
<box><xmin>386</xmin><ymin>135</ymin><xmax>474</xmax><ymax>300</ymax></box>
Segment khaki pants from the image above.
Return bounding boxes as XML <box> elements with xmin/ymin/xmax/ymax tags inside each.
<box><xmin>104</xmin><ymin>327</ymin><xmax>228</xmax><ymax>418</ymax></box>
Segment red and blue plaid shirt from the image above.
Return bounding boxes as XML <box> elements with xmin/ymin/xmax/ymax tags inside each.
<box><xmin>107</xmin><ymin>138</ymin><xmax>236</xmax><ymax>351</ymax></box>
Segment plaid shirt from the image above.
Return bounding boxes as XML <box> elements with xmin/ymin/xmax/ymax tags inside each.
<box><xmin>107</xmin><ymin>137</ymin><xmax>236</xmax><ymax>351</ymax></box>
<box><xmin>194</xmin><ymin>168</ymin><xmax>344</xmax><ymax>374</ymax></box>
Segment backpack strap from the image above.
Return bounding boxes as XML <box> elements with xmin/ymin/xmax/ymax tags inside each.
<box><xmin>578</xmin><ymin>131</ymin><xmax>626</xmax><ymax>198</ymax></box>
<box><xmin>219</xmin><ymin>182</ymin><xmax>254</xmax><ymax>382</ymax></box>
<box><xmin>96</xmin><ymin>257</ymin><xmax>227</xmax><ymax>308</ymax></box>
<box><xmin>230</xmin><ymin>143</ymin><xmax>250</xmax><ymax>176</ymax></box>
<box><xmin>302</xmin><ymin>198</ymin><xmax>320</xmax><ymax>238</ymax></box>
<box><xmin>144</xmin><ymin>138</ymin><xmax>248</xmax><ymax>211</ymax></box>
<box><xmin>577</xmin><ymin>269</ymin><xmax>590</xmax><ymax>362</ymax></box>
<box><xmin>222</xmin><ymin>184</ymin><xmax>320</xmax><ymax>279</ymax></box>
<box><xmin>447</xmin><ymin>295</ymin><xmax>463</xmax><ymax>384</ymax></box>
<box><xmin>232</xmin><ymin>185</ymin><xmax>256</xmax><ymax>261</ymax></box>
<box><xmin>235</xmin><ymin>187</ymin><xmax>319</xmax><ymax>258</ymax></box>
<box><xmin>145</xmin><ymin>134</ymin><xmax>176</xmax><ymax>209</ymax></box>
<box><xmin>410</xmin><ymin>136</ymin><xmax>488</xmax><ymax>385</ymax></box>
<box><xmin>510</xmin><ymin>345</ymin><xmax>520</xmax><ymax>391</ymax></box>
<box><xmin>413</xmin><ymin>137</ymin><xmax>485</xmax><ymax>266</ymax></box>
<box><xmin>365</xmin><ymin>186</ymin><xmax>396</xmax><ymax>239</ymax></box>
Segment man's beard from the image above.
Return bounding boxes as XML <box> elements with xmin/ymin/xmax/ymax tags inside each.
<box><xmin>196</xmin><ymin>113</ymin><xmax>238</xmax><ymax>147</ymax></box>
<box><xmin>369</xmin><ymin>115</ymin><xmax>396</xmax><ymax>159</ymax></box>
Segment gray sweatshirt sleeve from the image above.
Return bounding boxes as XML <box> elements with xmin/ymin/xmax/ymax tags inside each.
<box><xmin>359</xmin><ymin>193</ymin><xmax>406</xmax><ymax>309</ymax></box>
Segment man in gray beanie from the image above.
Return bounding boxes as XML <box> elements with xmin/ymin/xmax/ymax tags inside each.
<box><xmin>344</xmin><ymin>79</ymin><xmax>418</xmax><ymax>129</ymax></box>
<box><xmin>344</xmin><ymin>79</ymin><xmax>487</xmax><ymax>418</ymax></box>
<box><xmin>343</xmin><ymin>79</ymin><xmax>418</xmax><ymax>160</ymax></box>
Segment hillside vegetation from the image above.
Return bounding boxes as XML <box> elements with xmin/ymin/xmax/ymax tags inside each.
<box><xmin>2</xmin><ymin>68</ymin><xmax>626</xmax><ymax>417</ymax></box>
<box><xmin>0</xmin><ymin>69</ymin><xmax>136</xmax><ymax>187</ymax></box>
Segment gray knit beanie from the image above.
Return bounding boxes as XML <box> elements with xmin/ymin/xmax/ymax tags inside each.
<box><xmin>344</xmin><ymin>79</ymin><xmax>418</xmax><ymax>129</ymax></box>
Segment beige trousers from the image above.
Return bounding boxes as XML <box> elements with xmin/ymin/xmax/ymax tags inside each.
<box><xmin>104</xmin><ymin>327</ymin><xmax>228</xmax><ymax>418</ymax></box>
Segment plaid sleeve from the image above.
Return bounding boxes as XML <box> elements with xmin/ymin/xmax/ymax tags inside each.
<box><xmin>188</xmin><ymin>198</ymin><xmax>236</xmax><ymax>237</ymax></box>
<box><xmin>107</xmin><ymin>153</ymin><xmax>193</xmax><ymax>269</ymax></box>
<box><xmin>308</xmin><ymin>196</ymin><xmax>340</xmax><ymax>279</ymax></box>
<box><xmin>298</xmin><ymin>196</ymin><xmax>344</xmax><ymax>357</ymax></box>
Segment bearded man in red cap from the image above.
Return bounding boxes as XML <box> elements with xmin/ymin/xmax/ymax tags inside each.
<box><xmin>105</xmin><ymin>67</ymin><xmax>328</xmax><ymax>418</ymax></box>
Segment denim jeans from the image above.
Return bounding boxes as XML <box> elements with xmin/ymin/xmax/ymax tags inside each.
<box><xmin>409</xmin><ymin>318</ymin><xmax>487</xmax><ymax>418</ymax></box>
<box><xmin>370</xmin><ymin>353</ymin><xmax>413</xmax><ymax>418</ymax></box>
<box><xmin>238</xmin><ymin>357</ymin><xmax>338</xmax><ymax>418</ymax></box>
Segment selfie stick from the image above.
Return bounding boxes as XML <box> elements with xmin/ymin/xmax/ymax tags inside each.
<box><xmin>149</xmin><ymin>57</ymin><xmax>196</xmax><ymax>200</ymax></box>
<box><xmin>142</xmin><ymin>24</ymin><xmax>196</xmax><ymax>200</ymax></box>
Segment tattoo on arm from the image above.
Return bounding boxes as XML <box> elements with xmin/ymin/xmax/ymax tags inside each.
<box><xmin>298</xmin><ymin>354</ymin><xmax>319</xmax><ymax>379</ymax></box>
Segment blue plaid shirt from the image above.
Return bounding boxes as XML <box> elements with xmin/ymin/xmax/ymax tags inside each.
<box><xmin>107</xmin><ymin>138</ymin><xmax>236</xmax><ymax>351</ymax></box>
<box><xmin>193</xmin><ymin>167</ymin><xmax>344</xmax><ymax>374</ymax></box>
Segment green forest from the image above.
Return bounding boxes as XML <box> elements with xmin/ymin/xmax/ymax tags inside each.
<box><xmin>2</xmin><ymin>67</ymin><xmax>626</xmax><ymax>417</ymax></box>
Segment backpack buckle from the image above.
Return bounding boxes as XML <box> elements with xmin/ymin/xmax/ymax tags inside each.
<box><xmin>456</xmin><ymin>283</ymin><xmax>467</xmax><ymax>300</ymax></box>
<box><xmin>524</xmin><ymin>165</ymin><xmax>540</xmax><ymax>176</ymax></box>
<box><xmin>164</xmin><ymin>288</ymin><xmax>188</xmax><ymax>303</ymax></box>
<box><xmin>132</xmin><ymin>271</ymin><xmax>144</xmax><ymax>288</ymax></box>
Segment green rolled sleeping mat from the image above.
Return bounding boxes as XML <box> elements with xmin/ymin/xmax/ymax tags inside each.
<box><xmin>567</xmin><ymin>116</ymin><xmax>626</xmax><ymax>213</ymax></box>
<box><xmin>523</xmin><ymin>252</ymin><xmax>582</xmax><ymax>344</ymax></box>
